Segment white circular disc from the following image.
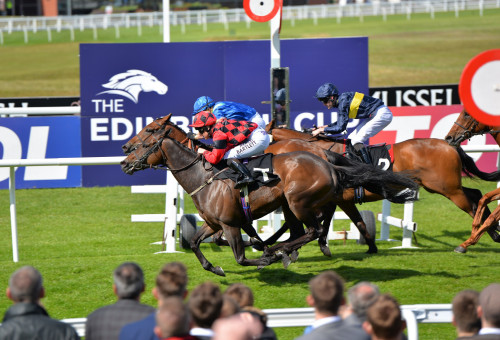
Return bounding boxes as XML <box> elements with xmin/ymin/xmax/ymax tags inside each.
<box><xmin>471</xmin><ymin>60</ymin><xmax>500</xmax><ymax>116</ymax></box>
<box><xmin>249</xmin><ymin>0</ymin><xmax>276</xmax><ymax>17</ymax></box>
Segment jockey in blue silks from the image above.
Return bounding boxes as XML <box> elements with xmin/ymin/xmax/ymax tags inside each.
<box><xmin>192</xmin><ymin>96</ymin><xmax>266</xmax><ymax>129</ymax></box>
<box><xmin>312</xmin><ymin>83</ymin><xmax>393</xmax><ymax>164</ymax></box>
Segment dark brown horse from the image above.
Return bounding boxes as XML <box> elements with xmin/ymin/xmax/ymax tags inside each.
<box><xmin>265</xmin><ymin>120</ymin><xmax>500</xmax><ymax>253</ymax></box>
<box><xmin>445</xmin><ymin>109</ymin><xmax>500</xmax><ymax>147</ymax></box>
<box><xmin>121</xmin><ymin>120</ymin><xmax>418</xmax><ymax>275</ymax></box>
<box><xmin>123</xmin><ymin>115</ymin><xmax>388</xmax><ymax>256</ymax></box>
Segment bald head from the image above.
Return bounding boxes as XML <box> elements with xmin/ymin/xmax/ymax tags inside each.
<box><xmin>8</xmin><ymin>266</ymin><xmax>44</xmax><ymax>303</ymax></box>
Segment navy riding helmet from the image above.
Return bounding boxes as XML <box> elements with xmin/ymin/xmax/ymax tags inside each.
<box><xmin>314</xmin><ymin>83</ymin><xmax>339</xmax><ymax>100</ymax></box>
<box><xmin>193</xmin><ymin>96</ymin><xmax>215</xmax><ymax>115</ymax></box>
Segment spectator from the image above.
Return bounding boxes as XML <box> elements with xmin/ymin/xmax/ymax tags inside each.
<box><xmin>213</xmin><ymin>311</ymin><xmax>263</xmax><ymax>340</ymax></box>
<box><xmin>154</xmin><ymin>296</ymin><xmax>197</xmax><ymax>340</ymax></box>
<box><xmin>468</xmin><ymin>283</ymin><xmax>500</xmax><ymax>339</ymax></box>
<box><xmin>0</xmin><ymin>266</ymin><xmax>80</xmax><ymax>340</ymax></box>
<box><xmin>220</xmin><ymin>295</ymin><xmax>240</xmax><ymax>319</ymax></box>
<box><xmin>224</xmin><ymin>283</ymin><xmax>254</xmax><ymax>308</ymax></box>
<box><xmin>342</xmin><ymin>281</ymin><xmax>380</xmax><ymax>326</ymax></box>
<box><xmin>85</xmin><ymin>262</ymin><xmax>155</xmax><ymax>340</ymax></box>
<box><xmin>188</xmin><ymin>281</ymin><xmax>223</xmax><ymax>340</ymax></box>
<box><xmin>295</xmin><ymin>270</ymin><xmax>369</xmax><ymax>340</ymax></box>
<box><xmin>452</xmin><ymin>289</ymin><xmax>481</xmax><ymax>339</ymax></box>
<box><xmin>224</xmin><ymin>282</ymin><xmax>277</xmax><ymax>340</ymax></box>
<box><xmin>362</xmin><ymin>294</ymin><xmax>406</xmax><ymax>340</ymax></box>
<box><xmin>119</xmin><ymin>262</ymin><xmax>188</xmax><ymax>340</ymax></box>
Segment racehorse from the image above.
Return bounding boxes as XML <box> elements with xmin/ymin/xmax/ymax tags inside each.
<box><xmin>121</xmin><ymin>120</ymin><xmax>418</xmax><ymax>276</ymax></box>
<box><xmin>265</xmin><ymin>120</ymin><xmax>500</xmax><ymax>253</ymax></box>
<box><xmin>445</xmin><ymin>109</ymin><xmax>500</xmax><ymax>147</ymax></box>
<box><xmin>122</xmin><ymin>115</ymin><xmax>417</xmax><ymax>256</ymax></box>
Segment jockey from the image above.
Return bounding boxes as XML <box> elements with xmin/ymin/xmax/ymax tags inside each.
<box><xmin>192</xmin><ymin>96</ymin><xmax>266</xmax><ymax>129</ymax></box>
<box><xmin>189</xmin><ymin>111</ymin><xmax>270</xmax><ymax>189</ymax></box>
<box><xmin>312</xmin><ymin>83</ymin><xmax>393</xmax><ymax>164</ymax></box>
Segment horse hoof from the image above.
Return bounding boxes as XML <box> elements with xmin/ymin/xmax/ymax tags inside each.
<box><xmin>366</xmin><ymin>246</ymin><xmax>378</xmax><ymax>254</ymax></box>
<box><xmin>454</xmin><ymin>246</ymin><xmax>467</xmax><ymax>254</ymax></box>
<box><xmin>290</xmin><ymin>250</ymin><xmax>300</xmax><ymax>262</ymax></box>
<box><xmin>213</xmin><ymin>266</ymin><xmax>226</xmax><ymax>276</ymax></box>
<box><xmin>282</xmin><ymin>254</ymin><xmax>291</xmax><ymax>269</ymax></box>
<box><xmin>320</xmin><ymin>246</ymin><xmax>332</xmax><ymax>257</ymax></box>
<box><xmin>252</xmin><ymin>244</ymin><xmax>264</xmax><ymax>251</ymax></box>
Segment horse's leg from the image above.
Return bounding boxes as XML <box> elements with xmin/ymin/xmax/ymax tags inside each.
<box><xmin>338</xmin><ymin>201</ymin><xmax>378</xmax><ymax>254</ymax></box>
<box><xmin>222</xmin><ymin>224</ymin><xmax>283</xmax><ymax>269</ymax></box>
<box><xmin>458</xmin><ymin>207</ymin><xmax>500</xmax><ymax>250</ymax></box>
<box><xmin>316</xmin><ymin>206</ymin><xmax>335</xmax><ymax>257</ymax></box>
<box><xmin>190</xmin><ymin>223</ymin><xmax>225</xmax><ymax>276</ymax></box>
<box><xmin>456</xmin><ymin>188</ymin><xmax>500</xmax><ymax>252</ymax></box>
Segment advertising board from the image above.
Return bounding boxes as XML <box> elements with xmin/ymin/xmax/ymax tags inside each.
<box><xmin>0</xmin><ymin>116</ymin><xmax>81</xmax><ymax>189</ymax></box>
<box><xmin>79</xmin><ymin>37</ymin><xmax>368</xmax><ymax>186</ymax></box>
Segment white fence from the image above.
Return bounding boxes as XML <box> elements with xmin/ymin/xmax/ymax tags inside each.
<box><xmin>59</xmin><ymin>303</ymin><xmax>453</xmax><ymax>340</ymax></box>
<box><xmin>0</xmin><ymin>0</ymin><xmax>497</xmax><ymax>34</ymax></box>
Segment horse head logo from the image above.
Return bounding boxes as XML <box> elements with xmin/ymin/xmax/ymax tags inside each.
<box><xmin>97</xmin><ymin>69</ymin><xmax>168</xmax><ymax>103</ymax></box>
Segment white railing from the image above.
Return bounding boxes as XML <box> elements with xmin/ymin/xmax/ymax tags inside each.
<box><xmin>0</xmin><ymin>0</ymin><xmax>497</xmax><ymax>34</ymax></box>
<box><xmin>59</xmin><ymin>304</ymin><xmax>453</xmax><ymax>340</ymax></box>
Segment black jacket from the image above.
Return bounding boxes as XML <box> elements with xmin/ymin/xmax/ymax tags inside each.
<box><xmin>0</xmin><ymin>302</ymin><xmax>80</xmax><ymax>340</ymax></box>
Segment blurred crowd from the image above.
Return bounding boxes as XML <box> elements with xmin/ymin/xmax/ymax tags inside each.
<box><xmin>1</xmin><ymin>263</ymin><xmax>499</xmax><ymax>340</ymax></box>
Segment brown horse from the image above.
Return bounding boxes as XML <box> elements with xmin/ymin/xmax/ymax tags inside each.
<box><xmin>122</xmin><ymin>115</ymin><xmax>394</xmax><ymax>256</ymax></box>
<box><xmin>121</xmin><ymin>119</ymin><xmax>418</xmax><ymax>275</ymax></box>
<box><xmin>445</xmin><ymin>109</ymin><xmax>500</xmax><ymax>147</ymax></box>
<box><xmin>265</xmin><ymin>120</ymin><xmax>500</xmax><ymax>253</ymax></box>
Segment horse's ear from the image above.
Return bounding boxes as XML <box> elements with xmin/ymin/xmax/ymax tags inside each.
<box><xmin>165</xmin><ymin>113</ymin><xmax>172</xmax><ymax>121</ymax></box>
<box><xmin>265</xmin><ymin>119</ymin><xmax>276</xmax><ymax>133</ymax></box>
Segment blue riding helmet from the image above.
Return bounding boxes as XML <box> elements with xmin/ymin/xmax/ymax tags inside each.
<box><xmin>314</xmin><ymin>83</ymin><xmax>339</xmax><ymax>99</ymax></box>
<box><xmin>193</xmin><ymin>96</ymin><xmax>215</xmax><ymax>115</ymax></box>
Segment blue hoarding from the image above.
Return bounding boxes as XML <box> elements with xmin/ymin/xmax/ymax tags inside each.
<box><xmin>0</xmin><ymin>117</ymin><xmax>82</xmax><ymax>189</ymax></box>
<box><xmin>79</xmin><ymin>37</ymin><xmax>368</xmax><ymax>186</ymax></box>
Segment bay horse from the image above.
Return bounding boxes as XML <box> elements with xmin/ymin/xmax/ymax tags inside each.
<box><xmin>445</xmin><ymin>109</ymin><xmax>500</xmax><ymax>147</ymax></box>
<box><xmin>121</xmin><ymin>122</ymin><xmax>418</xmax><ymax>276</ymax></box>
<box><xmin>265</xmin><ymin>120</ymin><xmax>500</xmax><ymax>253</ymax></box>
<box><xmin>122</xmin><ymin>115</ymin><xmax>417</xmax><ymax>256</ymax></box>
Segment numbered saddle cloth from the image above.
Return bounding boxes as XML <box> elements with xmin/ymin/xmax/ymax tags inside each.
<box><xmin>345</xmin><ymin>142</ymin><xmax>394</xmax><ymax>171</ymax></box>
<box><xmin>213</xmin><ymin>153</ymin><xmax>280</xmax><ymax>188</ymax></box>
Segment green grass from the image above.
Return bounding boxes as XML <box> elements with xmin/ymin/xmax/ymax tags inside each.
<box><xmin>0</xmin><ymin>8</ymin><xmax>499</xmax><ymax>96</ymax></box>
<box><xmin>1</xmin><ymin>178</ymin><xmax>500</xmax><ymax>339</ymax></box>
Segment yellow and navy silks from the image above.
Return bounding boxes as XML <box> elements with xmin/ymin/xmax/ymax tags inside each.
<box><xmin>324</xmin><ymin>92</ymin><xmax>384</xmax><ymax>135</ymax></box>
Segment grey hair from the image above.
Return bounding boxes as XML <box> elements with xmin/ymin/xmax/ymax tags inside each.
<box><xmin>113</xmin><ymin>262</ymin><xmax>145</xmax><ymax>299</ymax></box>
<box><xmin>347</xmin><ymin>281</ymin><xmax>380</xmax><ymax>322</ymax></box>
<box><xmin>9</xmin><ymin>266</ymin><xmax>43</xmax><ymax>303</ymax></box>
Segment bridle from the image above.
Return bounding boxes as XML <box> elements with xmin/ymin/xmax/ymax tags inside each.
<box><xmin>452</xmin><ymin>113</ymin><xmax>500</xmax><ymax>143</ymax></box>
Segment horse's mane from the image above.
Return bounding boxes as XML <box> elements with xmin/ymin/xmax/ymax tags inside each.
<box><xmin>102</xmin><ymin>69</ymin><xmax>152</xmax><ymax>89</ymax></box>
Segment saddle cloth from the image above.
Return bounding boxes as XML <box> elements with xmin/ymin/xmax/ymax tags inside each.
<box><xmin>212</xmin><ymin>153</ymin><xmax>280</xmax><ymax>189</ymax></box>
<box><xmin>344</xmin><ymin>141</ymin><xmax>394</xmax><ymax>172</ymax></box>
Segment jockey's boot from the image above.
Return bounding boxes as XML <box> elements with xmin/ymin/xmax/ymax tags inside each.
<box><xmin>227</xmin><ymin>159</ymin><xmax>255</xmax><ymax>189</ymax></box>
<box><xmin>354</xmin><ymin>143</ymin><xmax>372</xmax><ymax>165</ymax></box>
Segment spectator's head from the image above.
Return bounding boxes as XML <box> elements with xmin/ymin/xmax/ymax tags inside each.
<box><xmin>224</xmin><ymin>283</ymin><xmax>254</xmax><ymax>308</ymax></box>
<box><xmin>154</xmin><ymin>296</ymin><xmax>191</xmax><ymax>339</ymax></box>
<box><xmin>113</xmin><ymin>262</ymin><xmax>146</xmax><ymax>300</ymax></box>
<box><xmin>363</xmin><ymin>294</ymin><xmax>405</xmax><ymax>340</ymax></box>
<box><xmin>478</xmin><ymin>283</ymin><xmax>500</xmax><ymax>328</ymax></box>
<box><xmin>220</xmin><ymin>295</ymin><xmax>241</xmax><ymax>318</ymax></box>
<box><xmin>452</xmin><ymin>289</ymin><xmax>480</xmax><ymax>336</ymax></box>
<box><xmin>188</xmin><ymin>281</ymin><xmax>223</xmax><ymax>329</ymax></box>
<box><xmin>154</xmin><ymin>262</ymin><xmax>188</xmax><ymax>301</ymax></box>
<box><xmin>7</xmin><ymin>266</ymin><xmax>44</xmax><ymax>304</ymax></box>
<box><xmin>347</xmin><ymin>281</ymin><xmax>380</xmax><ymax>322</ymax></box>
<box><xmin>306</xmin><ymin>270</ymin><xmax>345</xmax><ymax>316</ymax></box>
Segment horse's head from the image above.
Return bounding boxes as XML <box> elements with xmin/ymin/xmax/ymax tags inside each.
<box><xmin>121</xmin><ymin>127</ymin><xmax>172</xmax><ymax>175</ymax></box>
<box><xmin>445</xmin><ymin>109</ymin><xmax>490</xmax><ymax>146</ymax></box>
<box><xmin>101</xmin><ymin>69</ymin><xmax>168</xmax><ymax>103</ymax></box>
<box><xmin>122</xmin><ymin>114</ymin><xmax>173</xmax><ymax>154</ymax></box>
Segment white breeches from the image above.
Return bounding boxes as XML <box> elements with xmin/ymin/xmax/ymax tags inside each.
<box><xmin>250</xmin><ymin>112</ymin><xmax>266</xmax><ymax>129</ymax></box>
<box><xmin>348</xmin><ymin>105</ymin><xmax>393</xmax><ymax>145</ymax></box>
<box><xmin>224</xmin><ymin>127</ymin><xmax>270</xmax><ymax>159</ymax></box>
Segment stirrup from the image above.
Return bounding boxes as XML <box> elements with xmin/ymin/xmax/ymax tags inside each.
<box><xmin>234</xmin><ymin>177</ymin><xmax>255</xmax><ymax>189</ymax></box>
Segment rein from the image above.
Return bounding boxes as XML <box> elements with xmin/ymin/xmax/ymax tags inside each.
<box><xmin>453</xmin><ymin>120</ymin><xmax>500</xmax><ymax>141</ymax></box>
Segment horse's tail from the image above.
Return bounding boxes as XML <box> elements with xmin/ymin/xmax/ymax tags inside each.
<box><xmin>456</xmin><ymin>146</ymin><xmax>500</xmax><ymax>181</ymax></box>
<box><xmin>328</xmin><ymin>155</ymin><xmax>419</xmax><ymax>204</ymax></box>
